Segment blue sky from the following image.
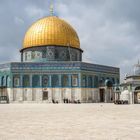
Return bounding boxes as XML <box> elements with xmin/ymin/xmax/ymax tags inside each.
<box><xmin>0</xmin><ymin>0</ymin><xmax>140</xmax><ymax>80</ymax></box>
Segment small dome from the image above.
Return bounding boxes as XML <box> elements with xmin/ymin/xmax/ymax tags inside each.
<box><xmin>23</xmin><ymin>16</ymin><xmax>80</xmax><ymax>50</ymax></box>
<box><xmin>105</xmin><ymin>79</ymin><xmax>113</xmax><ymax>87</ymax></box>
<box><xmin>134</xmin><ymin>63</ymin><xmax>140</xmax><ymax>75</ymax></box>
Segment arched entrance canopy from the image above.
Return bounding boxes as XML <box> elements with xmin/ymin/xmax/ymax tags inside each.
<box><xmin>134</xmin><ymin>86</ymin><xmax>140</xmax><ymax>104</ymax></box>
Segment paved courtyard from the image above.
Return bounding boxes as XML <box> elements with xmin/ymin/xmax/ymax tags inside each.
<box><xmin>0</xmin><ymin>103</ymin><xmax>140</xmax><ymax>140</ymax></box>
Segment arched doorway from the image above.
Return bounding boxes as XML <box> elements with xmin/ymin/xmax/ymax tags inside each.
<box><xmin>1</xmin><ymin>76</ymin><xmax>8</xmax><ymax>96</ymax></box>
<box><xmin>6</xmin><ymin>76</ymin><xmax>9</xmax><ymax>87</ymax></box>
<box><xmin>43</xmin><ymin>91</ymin><xmax>48</xmax><ymax>100</ymax></box>
<box><xmin>134</xmin><ymin>87</ymin><xmax>140</xmax><ymax>104</ymax></box>
<box><xmin>105</xmin><ymin>79</ymin><xmax>113</xmax><ymax>102</ymax></box>
<box><xmin>99</xmin><ymin>88</ymin><xmax>105</xmax><ymax>102</ymax></box>
<box><xmin>0</xmin><ymin>76</ymin><xmax>9</xmax><ymax>103</ymax></box>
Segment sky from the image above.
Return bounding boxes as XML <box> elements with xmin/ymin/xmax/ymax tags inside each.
<box><xmin>0</xmin><ymin>0</ymin><xmax>140</xmax><ymax>80</ymax></box>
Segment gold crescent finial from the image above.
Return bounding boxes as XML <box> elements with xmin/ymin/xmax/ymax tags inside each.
<box><xmin>50</xmin><ymin>0</ymin><xmax>54</xmax><ymax>16</ymax></box>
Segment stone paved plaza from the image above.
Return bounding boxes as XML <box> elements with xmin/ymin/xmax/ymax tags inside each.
<box><xmin>0</xmin><ymin>104</ymin><xmax>140</xmax><ymax>140</ymax></box>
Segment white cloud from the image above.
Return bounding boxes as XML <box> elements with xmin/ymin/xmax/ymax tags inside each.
<box><xmin>14</xmin><ymin>17</ymin><xmax>24</xmax><ymax>25</ymax></box>
<box><xmin>25</xmin><ymin>5</ymin><xmax>45</xmax><ymax>18</ymax></box>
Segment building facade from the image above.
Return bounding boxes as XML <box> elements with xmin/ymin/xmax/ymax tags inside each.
<box><xmin>0</xmin><ymin>16</ymin><xmax>120</xmax><ymax>103</ymax></box>
<box><xmin>114</xmin><ymin>62</ymin><xmax>140</xmax><ymax>104</ymax></box>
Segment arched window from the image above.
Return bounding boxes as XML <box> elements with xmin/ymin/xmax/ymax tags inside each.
<box><xmin>32</xmin><ymin>75</ymin><xmax>40</xmax><ymax>87</ymax></box>
<box><xmin>25</xmin><ymin>52</ymin><xmax>28</xmax><ymax>61</ymax></box>
<box><xmin>42</xmin><ymin>75</ymin><xmax>49</xmax><ymax>87</ymax></box>
<box><xmin>23</xmin><ymin>75</ymin><xmax>30</xmax><ymax>87</ymax></box>
<box><xmin>72</xmin><ymin>74</ymin><xmax>78</xmax><ymax>87</ymax></box>
<box><xmin>116</xmin><ymin>87</ymin><xmax>120</xmax><ymax>91</ymax></box>
<box><xmin>13</xmin><ymin>75</ymin><xmax>20</xmax><ymax>87</ymax></box>
<box><xmin>94</xmin><ymin>76</ymin><xmax>98</xmax><ymax>88</ymax></box>
<box><xmin>99</xmin><ymin>77</ymin><xmax>105</xmax><ymax>86</ymax></box>
<box><xmin>31</xmin><ymin>51</ymin><xmax>35</xmax><ymax>59</ymax></box>
<box><xmin>62</xmin><ymin>75</ymin><xmax>69</xmax><ymax>87</ymax></box>
<box><xmin>55</xmin><ymin>49</ymin><xmax>59</xmax><ymax>59</ymax></box>
<box><xmin>82</xmin><ymin>75</ymin><xmax>86</xmax><ymax>87</ymax></box>
<box><xmin>88</xmin><ymin>76</ymin><xmax>93</xmax><ymax>88</ymax></box>
<box><xmin>52</xmin><ymin>75</ymin><xmax>59</xmax><ymax>87</ymax></box>
<box><xmin>42</xmin><ymin>49</ymin><xmax>46</xmax><ymax>58</ymax></box>
<box><xmin>111</xmin><ymin>78</ymin><xmax>115</xmax><ymax>85</ymax></box>
<box><xmin>1</xmin><ymin>76</ymin><xmax>5</xmax><ymax>86</ymax></box>
<box><xmin>135</xmin><ymin>86</ymin><xmax>140</xmax><ymax>91</ymax></box>
<box><xmin>116</xmin><ymin>78</ymin><xmax>119</xmax><ymax>84</ymax></box>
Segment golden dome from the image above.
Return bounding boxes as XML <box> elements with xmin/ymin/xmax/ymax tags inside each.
<box><xmin>23</xmin><ymin>16</ymin><xmax>80</xmax><ymax>49</ymax></box>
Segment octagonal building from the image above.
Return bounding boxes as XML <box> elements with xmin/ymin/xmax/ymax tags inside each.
<box><xmin>0</xmin><ymin>15</ymin><xmax>120</xmax><ymax>103</ymax></box>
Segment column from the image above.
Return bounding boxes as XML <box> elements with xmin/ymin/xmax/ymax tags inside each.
<box><xmin>39</xmin><ymin>75</ymin><xmax>42</xmax><ymax>87</ymax></box>
<box><xmin>69</xmin><ymin>74</ymin><xmax>72</xmax><ymax>101</ymax></box>
<box><xmin>105</xmin><ymin>87</ymin><xmax>107</xmax><ymax>103</ymax></box>
<box><xmin>10</xmin><ymin>74</ymin><xmax>15</xmax><ymax>101</ymax></box>
<box><xmin>92</xmin><ymin>76</ymin><xmax>94</xmax><ymax>88</ymax></box>
<box><xmin>59</xmin><ymin>74</ymin><xmax>62</xmax><ymax>102</ymax></box>
<box><xmin>20</xmin><ymin>74</ymin><xmax>23</xmax><ymax>101</ymax></box>
<box><xmin>49</xmin><ymin>75</ymin><xmax>52</xmax><ymax>87</ymax></box>
<box><xmin>10</xmin><ymin>74</ymin><xmax>14</xmax><ymax>88</ymax></box>
<box><xmin>49</xmin><ymin>75</ymin><xmax>52</xmax><ymax>102</ymax></box>
<box><xmin>30</xmin><ymin>74</ymin><xmax>32</xmax><ymax>87</ymax></box>
<box><xmin>59</xmin><ymin>74</ymin><xmax>62</xmax><ymax>87</ymax></box>
<box><xmin>20</xmin><ymin>75</ymin><xmax>23</xmax><ymax>87</ymax></box>
<box><xmin>69</xmin><ymin>74</ymin><xmax>72</xmax><ymax>87</ymax></box>
<box><xmin>132</xmin><ymin>91</ymin><xmax>135</xmax><ymax>104</ymax></box>
<box><xmin>78</xmin><ymin>73</ymin><xmax>81</xmax><ymax>88</ymax></box>
<box><xmin>131</xmin><ymin>91</ymin><xmax>134</xmax><ymax>104</ymax></box>
<box><xmin>4</xmin><ymin>75</ymin><xmax>6</xmax><ymax>87</ymax></box>
<box><xmin>21</xmin><ymin>52</ymin><xmax>23</xmax><ymax>62</ymax></box>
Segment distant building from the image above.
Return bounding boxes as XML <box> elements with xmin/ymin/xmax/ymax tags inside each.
<box><xmin>0</xmin><ymin>13</ymin><xmax>119</xmax><ymax>103</ymax></box>
<box><xmin>114</xmin><ymin>62</ymin><xmax>140</xmax><ymax>104</ymax></box>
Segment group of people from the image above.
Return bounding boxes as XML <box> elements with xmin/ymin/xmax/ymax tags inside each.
<box><xmin>51</xmin><ymin>99</ymin><xmax>81</xmax><ymax>104</ymax></box>
<box><xmin>63</xmin><ymin>98</ymin><xmax>81</xmax><ymax>104</ymax></box>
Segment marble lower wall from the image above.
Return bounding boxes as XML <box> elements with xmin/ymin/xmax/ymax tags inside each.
<box><xmin>0</xmin><ymin>88</ymin><xmax>115</xmax><ymax>103</ymax></box>
<box><xmin>3</xmin><ymin>88</ymin><xmax>98</xmax><ymax>103</ymax></box>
